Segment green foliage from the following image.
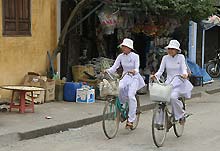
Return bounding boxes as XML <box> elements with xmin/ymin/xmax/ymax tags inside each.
<box><xmin>130</xmin><ymin>0</ymin><xmax>217</xmax><ymax>22</ymax></box>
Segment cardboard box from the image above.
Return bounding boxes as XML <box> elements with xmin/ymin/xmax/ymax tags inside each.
<box><xmin>25</xmin><ymin>91</ymin><xmax>45</xmax><ymax>104</ymax></box>
<box><xmin>23</xmin><ymin>74</ymin><xmax>45</xmax><ymax>87</ymax></box>
<box><xmin>44</xmin><ymin>79</ymin><xmax>55</xmax><ymax>102</ymax></box>
<box><xmin>23</xmin><ymin>74</ymin><xmax>55</xmax><ymax>102</ymax></box>
<box><xmin>76</xmin><ymin>88</ymin><xmax>95</xmax><ymax>103</ymax></box>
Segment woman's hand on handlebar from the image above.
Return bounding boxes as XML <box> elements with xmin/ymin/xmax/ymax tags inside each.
<box><xmin>181</xmin><ymin>74</ymin><xmax>188</xmax><ymax>79</ymax></box>
<box><xmin>150</xmin><ymin>74</ymin><xmax>156</xmax><ymax>80</ymax></box>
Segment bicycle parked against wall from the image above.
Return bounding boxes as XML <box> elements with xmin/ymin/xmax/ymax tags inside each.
<box><xmin>101</xmin><ymin>71</ymin><xmax>141</xmax><ymax>139</ymax></box>
<box><xmin>150</xmin><ymin>75</ymin><xmax>189</xmax><ymax>147</ymax></box>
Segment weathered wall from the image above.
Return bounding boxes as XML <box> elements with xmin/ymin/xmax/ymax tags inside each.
<box><xmin>0</xmin><ymin>0</ymin><xmax>57</xmax><ymax>99</ymax></box>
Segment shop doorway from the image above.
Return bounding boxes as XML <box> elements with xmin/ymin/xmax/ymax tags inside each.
<box><xmin>60</xmin><ymin>0</ymin><xmax>102</xmax><ymax>81</ymax></box>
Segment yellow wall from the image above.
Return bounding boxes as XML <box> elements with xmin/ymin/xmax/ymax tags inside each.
<box><xmin>0</xmin><ymin>0</ymin><xmax>57</xmax><ymax>99</ymax></box>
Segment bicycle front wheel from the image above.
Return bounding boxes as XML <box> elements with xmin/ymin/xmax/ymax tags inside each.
<box><xmin>152</xmin><ymin>103</ymin><xmax>168</xmax><ymax>147</ymax></box>
<box><xmin>131</xmin><ymin>95</ymin><xmax>141</xmax><ymax>130</ymax></box>
<box><xmin>102</xmin><ymin>97</ymin><xmax>119</xmax><ymax>139</ymax></box>
<box><xmin>174</xmin><ymin>97</ymin><xmax>185</xmax><ymax>137</ymax></box>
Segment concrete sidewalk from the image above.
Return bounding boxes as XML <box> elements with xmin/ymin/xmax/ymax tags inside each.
<box><xmin>0</xmin><ymin>79</ymin><xmax>219</xmax><ymax>145</ymax></box>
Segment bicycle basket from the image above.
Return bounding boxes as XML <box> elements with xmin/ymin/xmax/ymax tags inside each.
<box><xmin>149</xmin><ymin>82</ymin><xmax>172</xmax><ymax>102</ymax></box>
<box><xmin>99</xmin><ymin>79</ymin><xmax>119</xmax><ymax>97</ymax></box>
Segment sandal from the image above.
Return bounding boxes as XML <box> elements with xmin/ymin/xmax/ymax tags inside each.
<box><xmin>179</xmin><ymin>117</ymin><xmax>186</xmax><ymax>125</ymax></box>
<box><xmin>125</xmin><ymin>121</ymin><xmax>133</xmax><ymax>129</ymax></box>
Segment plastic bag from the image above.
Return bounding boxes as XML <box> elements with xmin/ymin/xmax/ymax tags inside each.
<box><xmin>99</xmin><ymin>79</ymin><xmax>119</xmax><ymax>97</ymax></box>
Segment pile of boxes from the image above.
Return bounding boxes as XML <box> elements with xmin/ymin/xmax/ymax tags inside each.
<box><xmin>23</xmin><ymin>73</ymin><xmax>55</xmax><ymax>104</ymax></box>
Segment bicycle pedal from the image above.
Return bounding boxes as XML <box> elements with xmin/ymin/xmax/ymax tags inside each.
<box><xmin>185</xmin><ymin>113</ymin><xmax>193</xmax><ymax>118</ymax></box>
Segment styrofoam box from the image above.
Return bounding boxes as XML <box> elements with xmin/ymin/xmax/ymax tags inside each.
<box><xmin>76</xmin><ymin>88</ymin><xmax>95</xmax><ymax>103</ymax></box>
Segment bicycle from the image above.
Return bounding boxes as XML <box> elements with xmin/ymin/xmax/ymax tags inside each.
<box><xmin>150</xmin><ymin>75</ymin><xmax>189</xmax><ymax>147</ymax></box>
<box><xmin>101</xmin><ymin>71</ymin><xmax>141</xmax><ymax>139</ymax></box>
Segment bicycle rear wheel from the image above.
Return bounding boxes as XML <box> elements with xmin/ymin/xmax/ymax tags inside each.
<box><xmin>131</xmin><ymin>95</ymin><xmax>141</xmax><ymax>130</ymax></box>
<box><xmin>152</xmin><ymin>103</ymin><xmax>168</xmax><ymax>147</ymax></box>
<box><xmin>174</xmin><ymin>97</ymin><xmax>186</xmax><ymax>137</ymax></box>
<box><xmin>102</xmin><ymin>97</ymin><xmax>120</xmax><ymax>139</ymax></box>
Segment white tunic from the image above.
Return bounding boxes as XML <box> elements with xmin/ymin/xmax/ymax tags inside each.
<box><xmin>107</xmin><ymin>52</ymin><xmax>145</xmax><ymax>90</ymax></box>
<box><xmin>107</xmin><ymin>52</ymin><xmax>145</xmax><ymax>122</ymax></box>
<box><xmin>155</xmin><ymin>54</ymin><xmax>193</xmax><ymax>98</ymax></box>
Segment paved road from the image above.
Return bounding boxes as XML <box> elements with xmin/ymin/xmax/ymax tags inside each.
<box><xmin>0</xmin><ymin>93</ymin><xmax>220</xmax><ymax>151</ymax></box>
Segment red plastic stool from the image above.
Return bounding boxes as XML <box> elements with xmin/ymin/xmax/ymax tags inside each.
<box><xmin>9</xmin><ymin>90</ymin><xmax>34</xmax><ymax>113</ymax></box>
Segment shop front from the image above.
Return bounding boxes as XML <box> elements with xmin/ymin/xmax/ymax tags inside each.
<box><xmin>57</xmin><ymin>0</ymin><xmax>182</xmax><ymax>84</ymax></box>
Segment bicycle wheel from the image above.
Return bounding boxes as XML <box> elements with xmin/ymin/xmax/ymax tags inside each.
<box><xmin>102</xmin><ymin>97</ymin><xmax>120</xmax><ymax>139</ymax></box>
<box><xmin>174</xmin><ymin>97</ymin><xmax>185</xmax><ymax>137</ymax></box>
<box><xmin>152</xmin><ymin>103</ymin><xmax>168</xmax><ymax>147</ymax></box>
<box><xmin>131</xmin><ymin>95</ymin><xmax>141</xmax><ymax>130</ymax></box>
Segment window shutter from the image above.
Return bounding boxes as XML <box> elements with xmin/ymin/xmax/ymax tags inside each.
<box><xmin>17</xmin><ymin>0</ymin><xmax>31</xmax><ymax>34</ymax></box>
<box><xmin>2</xmin><ymin>0</ymin><xmax>31</xmax><ymax>36</ymax></box>
<box><xmin>3</xmin><ymin>0</ymin><xmax>16</xmax><ymax>34</ymax></box>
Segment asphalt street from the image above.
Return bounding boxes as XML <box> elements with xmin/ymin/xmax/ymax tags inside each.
<box><xmin>0</xmin><ymin>93</ymin><xmax>220</xmax><ymax>151</ymax></box>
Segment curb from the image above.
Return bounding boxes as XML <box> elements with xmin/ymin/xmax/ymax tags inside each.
<box><xmin>205</xmin><ymin>88</ymin><xmax>220</xmax><ymax>94</ymax></box>
<box><xmin>20</xmin><ymin>115</ymin><xmax>103</xmax><ymax>140</ymax></box>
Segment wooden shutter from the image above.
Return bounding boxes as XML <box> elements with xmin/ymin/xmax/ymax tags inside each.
<box><xmin>2</xmin><ymin>0</ymin><xmax>31</xmax><ymax>36</ymax></box>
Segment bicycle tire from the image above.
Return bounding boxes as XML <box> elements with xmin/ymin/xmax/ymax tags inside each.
<box><xmin>174</xmin><ymin>97</ymin><xmax>185</xmax><ymax>137</ymax></box>
<box><xmin>102</xmin><ymin>97</ymin><xmax>120</xmax><ymax>139</ymax></box>
<box><xmin>206</xmin><ymin>62</ymin><xmax>220</xmax><ymax>78</ymax></box>
<box><xmin>152</xmin><ymin>104</ymin><xmax>168</xmax><ymax>147</ymax></box>
<box><xmin>131</xmin><ymin>95</ymin><xmax>141</xmax><ymax>130</ymax></box>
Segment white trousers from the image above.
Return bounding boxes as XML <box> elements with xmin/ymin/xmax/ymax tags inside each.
<box><xmin>171</xmin><ymin>91</ymin><xmax>185</xmax><ymax>120</ymax></box>
<box><xmin>118</xmin><ymin>75</ymin><xmax>139</xmax><ymax>123</ymax></box>
<box><xmin>156</xmin><ymin>91</ymin><xmax>185</xmax><ymax>124</ymax></box>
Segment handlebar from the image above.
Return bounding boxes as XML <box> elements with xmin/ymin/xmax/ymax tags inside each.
<box><xmin>150</xmin><ymin>74</ymin><xmax>184</xmax><ymax>85</ymax></box>
<box><xmin>105</xmin><ymin>70</ymin><xmax>133</xmax><ymax>81</ymax></box>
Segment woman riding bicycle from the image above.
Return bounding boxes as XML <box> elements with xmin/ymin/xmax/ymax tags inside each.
<box><xmin>151</xmin><ymin>40</ymin><xmax>193</xmax><ymax>124</ymax></box>
<box><xmin>105</xmin><ymin>38</ymin><xmax>145</xmax><ymax>129</ymax></box>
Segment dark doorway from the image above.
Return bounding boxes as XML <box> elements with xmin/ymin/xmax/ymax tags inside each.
<box><xmin>60</xmin><ymin>0</ymin><xmax>103</xmax><ymax>81</ymax></box>
<box><xmin>205</xmin><ymin>26</ymin><xmax>220</xmax><ymax>63</ymax></box>
<box><xmin>60</xmin><ymin>0</ymin><xmax>79</xmax><ymax>81</ymax></box>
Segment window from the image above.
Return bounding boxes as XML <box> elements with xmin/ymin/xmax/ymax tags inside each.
<box><xmin>2</xmin><ymin>0</ymin><xmax>31</xmax><ymax>36</ymax></box>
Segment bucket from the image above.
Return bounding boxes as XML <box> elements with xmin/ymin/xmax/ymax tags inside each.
<box><xmin>63</xmin><ymin>82</ymin><xmax>82</xmax><ymax>102</ymax></box>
